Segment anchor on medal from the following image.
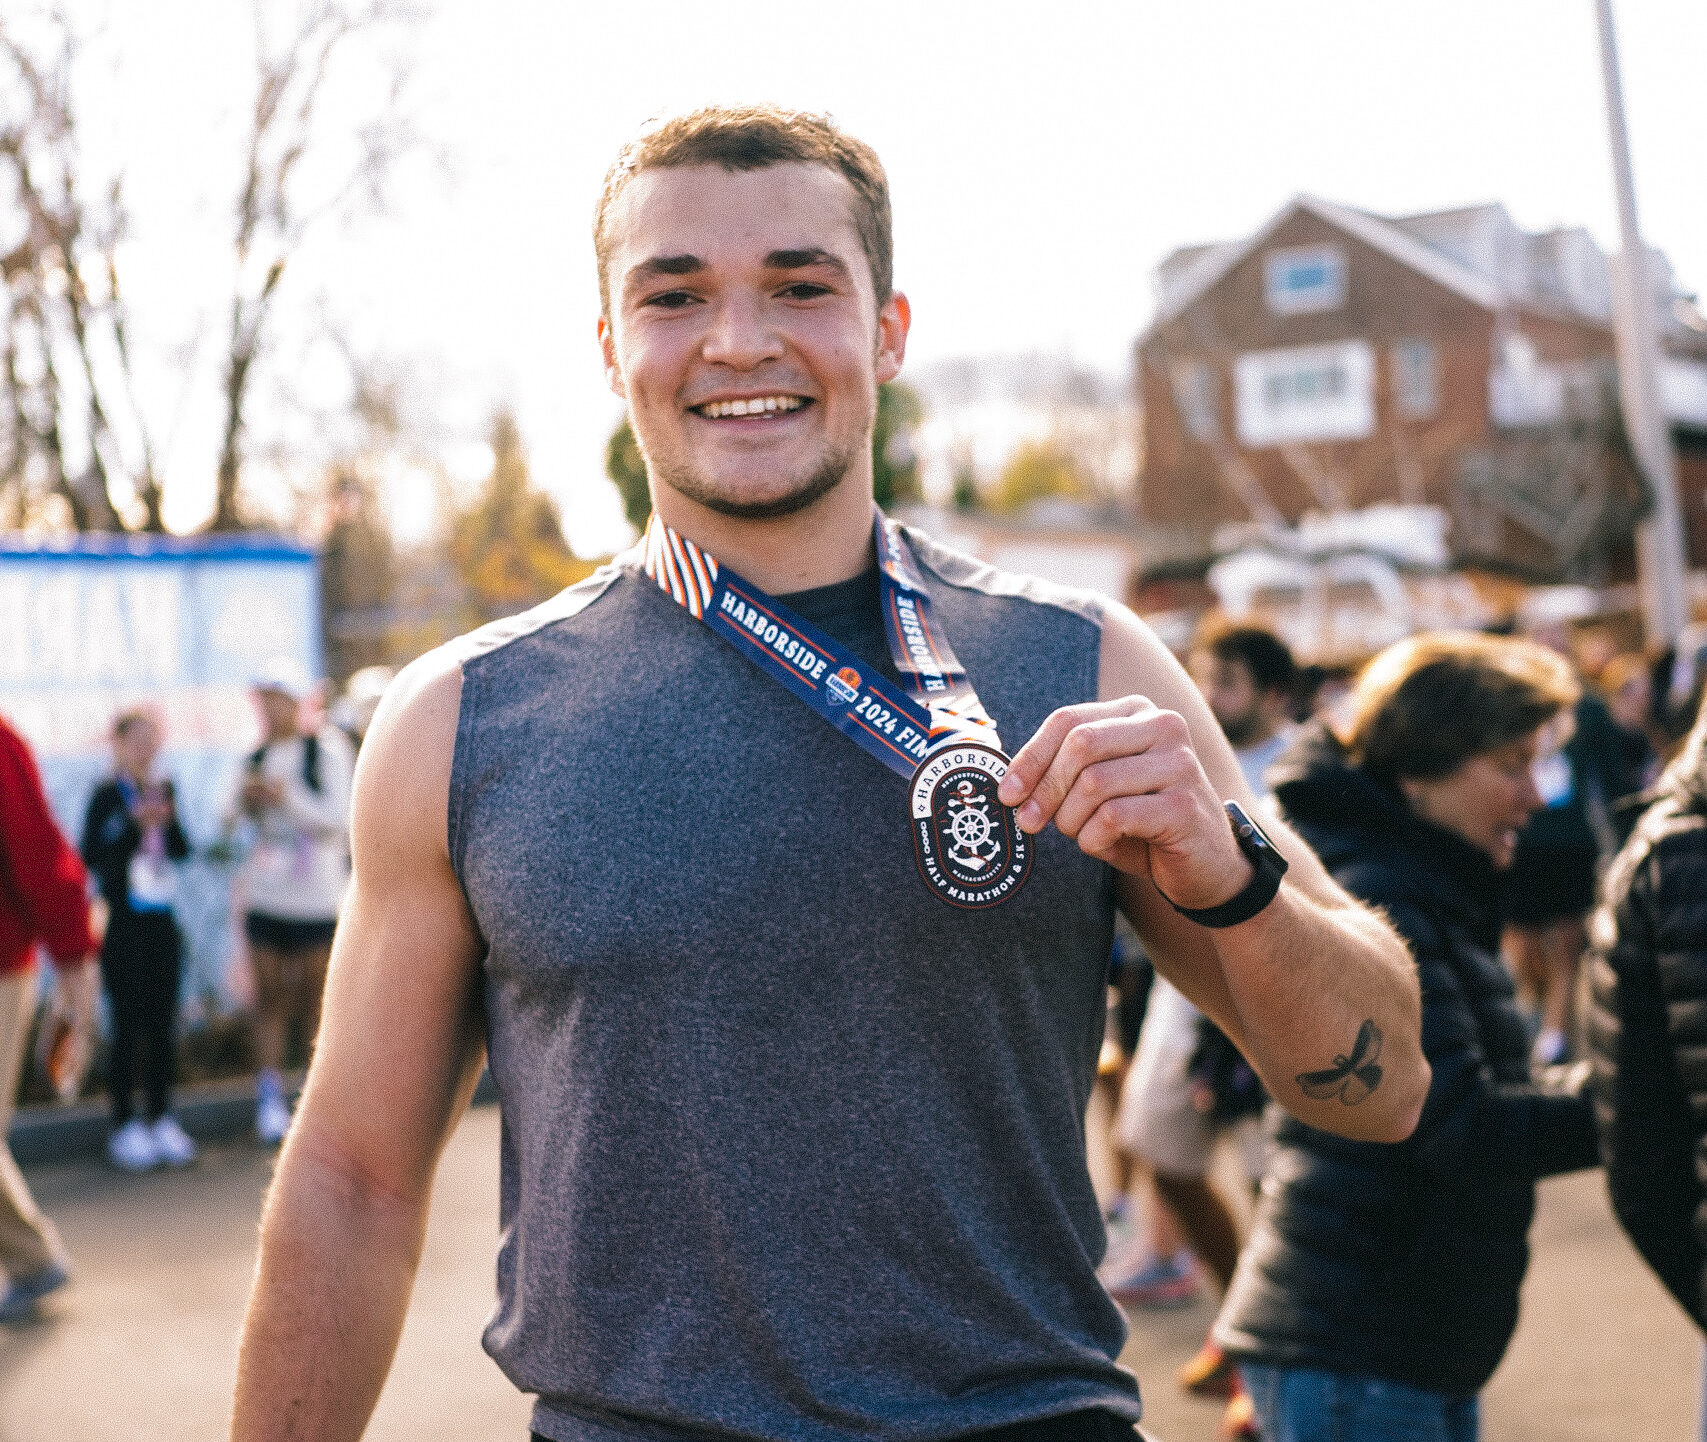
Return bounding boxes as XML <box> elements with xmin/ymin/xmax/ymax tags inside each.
<box><xmin>908</xmin><ymin>740</ymin><xmax>1033</xmax><ymax>911</ymax></box>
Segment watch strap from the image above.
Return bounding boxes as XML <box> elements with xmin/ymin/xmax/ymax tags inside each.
<box><xmin>1167</xmin><ymin>800</ymin><xmax>1288</xmax><ymax>929</ymax></box>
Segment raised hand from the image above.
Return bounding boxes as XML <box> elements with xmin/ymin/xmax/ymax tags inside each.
<box><xmin>996</xmin><ymin>695</ymin><xmax>1254</xmax><ymax>912</ymax></box>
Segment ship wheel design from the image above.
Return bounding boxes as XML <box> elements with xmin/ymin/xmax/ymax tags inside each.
<box><xmin>946</xmin><ymin>780</ymin><xmax>998</xmax><ymax>867</ymax></box>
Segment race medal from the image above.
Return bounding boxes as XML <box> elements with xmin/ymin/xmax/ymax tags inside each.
<box><xmin>910</xmin><ymin>742</ymin><xmax>1032</xmax><ymax>909</ymax></box>
<box><xmin>640</xmin><ymin>510</ymin><xmax>1033</xmax><ymax>909</ymax></box>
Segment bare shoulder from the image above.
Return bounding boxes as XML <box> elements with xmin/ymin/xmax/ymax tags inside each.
<box><xmin>350</xmin><ymin>646</ymin><xmax>466</xmax><ymax>870</ymax></box>
<box><xmin>295</xmin><ymin>643</ymin><xmax>485</xmax><ymax>1187</ymax></box>
<box><xmin>1097</xmin><ymin>603</ymin><xmax>1200</xmax><ymax>709</ymax></box>
<box><xmin>370</xmin><ymin>644</ymin><xmax>465</xmax><ymax>745</ymax></box>
<box><xmin>1096</xmin><ymin>602</ymin><xmax>1251</xmax><ymax>803</ymax></box>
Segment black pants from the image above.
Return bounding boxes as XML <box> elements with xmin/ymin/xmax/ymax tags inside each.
<box><xmin>532</xmin><ymin>1411</ymin><xmax>1143</xmax><ymax>1442</ymax></box>
<box><xmin>101</xmin><ymin>911</ymin><xmax>182</xmax><ymax>1126</ymax></box>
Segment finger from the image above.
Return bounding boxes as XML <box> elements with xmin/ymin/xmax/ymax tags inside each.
<box><xmin>998</xmin><ymin>701</ymin><xmax>1135</xmax><ymax>807</ymax></box>
<box><xmin>1075</xmin><ymin>791</ymin><xmax>1190</xmax><ymax>861</ymax></box>
<box><xmin>1051</xmin><ymin>748</ymin><xmax>1195</xmax><ymax>840</ymax></box>
<box><xmin>1017</xmin><ymin>707</ymin><xmax>1188</xmax><ymax>834</ymax></box>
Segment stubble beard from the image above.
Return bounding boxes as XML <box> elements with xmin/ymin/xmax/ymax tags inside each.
<box><xmin>1218</xmin><ymin>708</ymin><xmax>1266</xmax><ymax>749</ymax></box>
<box><xmin>653</xmin><ymin>438</ymin><xmax>861</xmax><ymax>522</ymax></box>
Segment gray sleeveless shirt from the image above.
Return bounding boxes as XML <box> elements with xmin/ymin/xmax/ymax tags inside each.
<box><xmin>447</xmin><ymin>525</ymin><xmax>1139</xmax><ymax>1441</ymax></box>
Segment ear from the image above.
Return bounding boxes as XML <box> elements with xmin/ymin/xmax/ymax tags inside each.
<box><xmin>874</xmin><ymin>291</ymin><xmax>911</xmax><ymax>385</ymax></box>
<box><xmin>598</xmin><ymin>316</ymin><xmax>627</xmax><ymax>400</ymax></box>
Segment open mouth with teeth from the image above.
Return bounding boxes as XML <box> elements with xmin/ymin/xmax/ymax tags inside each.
<box><xmin>691</xmin><ymin>395</ymin><xmax>812</xmax><ymax>419</ymax></box>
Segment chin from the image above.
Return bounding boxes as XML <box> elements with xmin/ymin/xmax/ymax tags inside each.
<box><xmin>659</xmin><ymin>448</ymin><xmax>855</xmax><ymax>522</ymax></box>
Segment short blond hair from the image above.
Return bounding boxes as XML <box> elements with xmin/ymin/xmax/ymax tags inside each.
<box><xmin>1338</xmin><ymin>632</ymin><xmax>1580</xmax><ymax>781</ymax></box>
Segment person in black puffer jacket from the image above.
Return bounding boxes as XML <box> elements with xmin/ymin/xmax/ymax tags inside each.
<box><xmin>1587</xmin><ymin>693</ymin><xmax>1707</xmax><ymax>1340</ymax></box>
<box><xmin>1214</xmin><ymin>633</ymin><xmax>1599</xmax><ymax>1442</ymax></box>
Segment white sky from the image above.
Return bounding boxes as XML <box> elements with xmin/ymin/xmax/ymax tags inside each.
<box><xmin>52</xmin><ymin>0</ymin><xmax>1707</xmax><ymax>554</ymax></box>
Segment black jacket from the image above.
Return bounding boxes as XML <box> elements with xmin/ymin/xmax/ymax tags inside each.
<box><xmin>1214</xmin><ymin>724</ymin><xmax>1598</xmax><ymax>1397</ymax></box>
<box><xmin>80</xmin><ymin>777</ymin><xmax>190</xmax><ymax>920</ymax></box>
<box><xmin>1587</xmin><ymin>726</ymin><xmax>1707</xmax><ymax>1332</ymax></box>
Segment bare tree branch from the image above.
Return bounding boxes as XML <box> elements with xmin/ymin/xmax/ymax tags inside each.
<box><xmin>0</xmin><ymin>12</ymin><xmax>146</xmax><ymax>529</ymax></box>
<box><xmin>210</xmin><ymin>0</ymin><xmax>421</xmax><ymax>530</ymax></box>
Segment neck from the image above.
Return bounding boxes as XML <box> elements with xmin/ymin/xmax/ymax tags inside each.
<box><xmin>649</xmin><ymin>474</ymin><xmax>877</xmax><ymax>594</ymax></box>
<box><xmin>119</xmin><ymin>762</ymin><xmax>150</xmax><ymax>786</ymax></box>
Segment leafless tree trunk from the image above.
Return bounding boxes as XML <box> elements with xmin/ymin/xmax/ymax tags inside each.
<box><xmin>1</xmin><ymin>6</ymin><xmax>418</xmax><ymax>533</ymax></box>
<box><xmin>0</xmin><ymin>17</ymin><xmax>150</xmax><ymax>530</ymax></box>
<box><xmin>211</xmin><ymin>0</ymin><xmax>421</xmax><ymax>531</ymax></box>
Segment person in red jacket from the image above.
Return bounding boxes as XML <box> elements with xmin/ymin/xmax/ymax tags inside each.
<box><xmin>0</xmin><ymin>710</ymin><xmax>99</xmax><ymax>1322</ymax></box>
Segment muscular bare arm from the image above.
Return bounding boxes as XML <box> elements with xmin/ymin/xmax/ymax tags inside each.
<box><xmin>230</xmin><ymin>650</ymin><xmax>486</xmax><ymax>1442</ymax></box>
<box><xmin>1000</xmin><ymin>605</ymin><xmax>1427</xmax><ymax>1143</ymax></box>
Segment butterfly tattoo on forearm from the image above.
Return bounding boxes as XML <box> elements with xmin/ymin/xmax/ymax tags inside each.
<box><xmin>1296</xmin><ymin>1020</ymin><xmax>1384</xmax><ymax>1106</ymax></box>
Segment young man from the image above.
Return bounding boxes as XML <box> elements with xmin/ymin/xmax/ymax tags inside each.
<box><xmin>1191</xmin><ymin>624</ymin><xmax>1300</xmax><ymax>800</ymax></box>
<box><xmin>225</xmin><ymin>659</ymin><xmax>354</xmax><ymax>1145</ymax></box>
<box><xmin>231</xmin><ymin>108</ymin><xmax>1427</xmax><ymax>1442</ymax></box>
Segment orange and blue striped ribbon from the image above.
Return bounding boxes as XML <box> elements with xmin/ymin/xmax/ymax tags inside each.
<box><xmin>640</xmin><ymin>510</ymin><xmax>1002</xmax><ymax>780</ymax></box>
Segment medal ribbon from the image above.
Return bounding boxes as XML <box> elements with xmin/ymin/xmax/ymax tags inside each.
<box><xmin>640</xmin><ymin>510</ymin><xmax>1001</xmax><ymax>781</ymax></box>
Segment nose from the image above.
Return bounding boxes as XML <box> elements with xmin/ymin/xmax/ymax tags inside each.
<box><xmin>701</xmin><ymin>291</ymin><xmax>784</xmax><ymax>370</ymax></box>
<box><xmin>1516</xmin><ymin>771</ymin><xmax>1543</xmax><ymax>818</ymax></box>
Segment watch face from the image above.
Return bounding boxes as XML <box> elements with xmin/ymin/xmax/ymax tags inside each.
<box><xmin>1226</xmin><ymin>801</ymin><xmax>1287</xmax><ymax>874</ymax></box>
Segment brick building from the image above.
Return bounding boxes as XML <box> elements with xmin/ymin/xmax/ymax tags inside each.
<box><xmin>1135</xmin><ymin>196</ymin><xmax>1707</xmax><ymax>582</ymax></box>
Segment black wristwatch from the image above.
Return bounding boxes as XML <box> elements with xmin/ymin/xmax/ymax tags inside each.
<box><xmin>1167</xmin><ymin>800</ymin><xmax>1289</xmax><ymax>928</ymax></box>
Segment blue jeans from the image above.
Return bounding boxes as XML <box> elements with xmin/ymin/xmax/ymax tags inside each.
<box><xmin>1698</xmin><ymin>1340</ymin><xmax>1707</xmax><ymax>1442</ymax></box>
<box><xmin>1241</xmin><ymin>1364</ymin><xmax>1478</xmax><ymax>1442</ymax></box>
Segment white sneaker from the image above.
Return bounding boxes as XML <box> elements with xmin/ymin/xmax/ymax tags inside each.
<box><xmin>256</xmin><ymin>1094</ymin><xmax>292</xmax><ymax>1146</ymax></box>
<box><xmin>150</xmin><ymin>1115</ymin><xmax>198</xmax><ymax>1167</ymax></box>
<box><xmin>107</xmin><ymin>1118</ymin><xmax>160</xmax><ymax>1172</ymax></box>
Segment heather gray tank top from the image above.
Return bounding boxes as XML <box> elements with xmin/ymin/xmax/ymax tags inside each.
<box><xmin>447</xmin><ymin>524</ymin><xmax>1138</xmax><ymax>1441</ymax></box>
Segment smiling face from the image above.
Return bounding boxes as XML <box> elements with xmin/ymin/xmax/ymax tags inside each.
<box><xmin>1399</xmin><ymin>730</ymin><xmax>1545</xmax><ymax>869</ymax></box>
<box><xmin>599</xmin><ymin>162</ymin><xmax>909</xmax><ymax>522</ymax></box>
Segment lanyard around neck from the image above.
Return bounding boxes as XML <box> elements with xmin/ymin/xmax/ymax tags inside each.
<box><xmin>638</xmin><ymin>509</ymin><xmax>1034</xmax><ymax>910</ymax></box>
<box><xmin>640</xmin><ymin>510</ymin><xmax>1000</xmax><ymax>778</ymax></box>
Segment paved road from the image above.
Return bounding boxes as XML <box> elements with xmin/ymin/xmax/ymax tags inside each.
<box><xmin>1</xmin><ymin>1109</ymin><xmax>527</xmax><ymax>1441</ymax></box>
<box><xmin>1</xmin><ymin>1107</ymin><xmax>1699</xmax><ymax>1440</ymax></box>
<box><xmin>1126</xmin><ymin>1164</ymin><xmax>1701</xmax><ymax>1442</ymax></box>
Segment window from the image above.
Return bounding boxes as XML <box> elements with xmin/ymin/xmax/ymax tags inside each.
<box><xmin>1264</xmin><ymin>245</ymin><xmax>1347</xmax><ymax>315</ymax></box>
<box><xmin>1488</xmin><ymin>332</ymin><xmax>1566</xmax><ymax>428</ymax></box>
<box><xmin>1171</xmin><ymin>360</ymin><xmax>1219</xmax><ymax>441</ymax></box>
<box><xmin>1392</xmin><ymin>339</ymin><xmax>1439</xmax><ymax>419</ymax></box>
<box><xmin>1234</xmin><ymin>340</ymin><xmax>1376</xmax><ymax>447</ymax></box>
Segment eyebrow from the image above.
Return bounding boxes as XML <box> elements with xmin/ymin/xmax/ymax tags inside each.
<box><xmin>763</xmin><ymin>247</ymin><xmax>850</xmax><ymax>277</ymax></box>
<box><xmin>626</xmin><ymin>254</ymin><xmax>705</xmax><ymax>291</ymax></box>
<box><xmin>624</xmin><ymin>247</ymin><xmax>851</xmax><ymax>296</ymax></box>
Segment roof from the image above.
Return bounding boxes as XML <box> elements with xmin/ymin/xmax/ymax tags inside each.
<box><xmin>1143</xmin><ymin>194</ymin><xmax>1508</xmax><ymax>340</ymax></box>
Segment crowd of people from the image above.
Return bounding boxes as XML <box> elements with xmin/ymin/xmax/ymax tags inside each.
<box><xmin>0</xmin><ymin>603</ymin><xmax>1686</xmax><ymax>1432</ymax></box>
<box><xmin>2</xmin><ymin>105</ymin><xmax>1707</xmax><ymax>1442</ymax></box>
<box><xmin>1091</xmin><ymin>614</ymin><xmax>1703</xmax><ymax>1439</ymax></box>
<box><xmin>0</xmin><ymin>658</ymin><xmax>367</xmax><ymax>1317</ymax></box>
